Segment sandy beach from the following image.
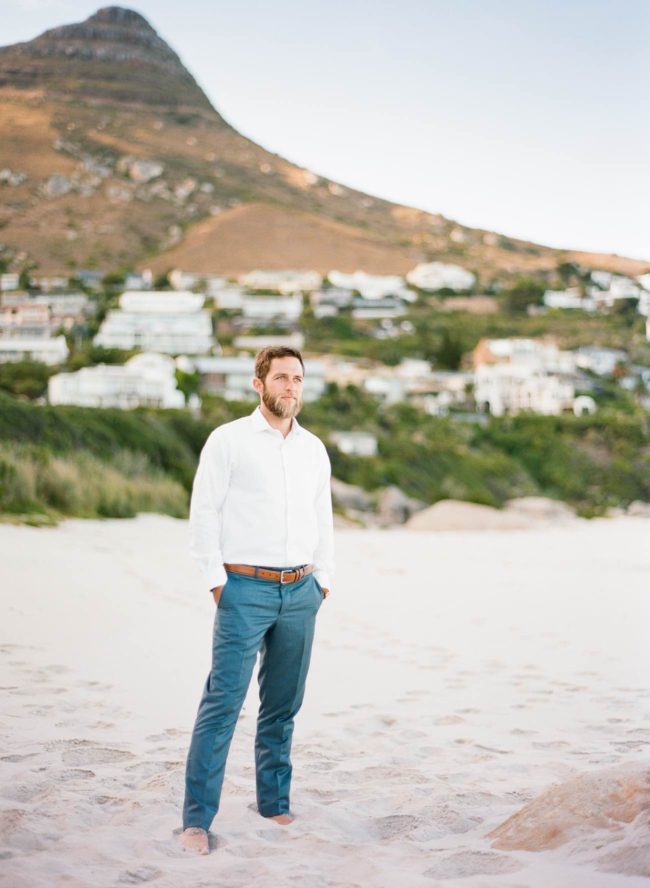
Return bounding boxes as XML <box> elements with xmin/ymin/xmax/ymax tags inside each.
<box><xmin>1</xmin><ymin>515</ymin><xmax>649</xmax><ymax>887</ymax></box>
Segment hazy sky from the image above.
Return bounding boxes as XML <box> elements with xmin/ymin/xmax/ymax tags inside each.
<box><xmin>4</xmin><ymin>0</ymin><xmax>650</xmax><ymax>261</ymax></box>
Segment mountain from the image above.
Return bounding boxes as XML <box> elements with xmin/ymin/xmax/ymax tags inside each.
<box><xmin>0</xmin><ymin>6</ymin><xmax>646</xmax><ymax>279</ymax></box>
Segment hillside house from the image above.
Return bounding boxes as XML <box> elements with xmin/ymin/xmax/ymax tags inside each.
<box><xmin>94</xmin><ymin>290</ymin><xmax>214</xmax><ymax>355</ymax></box>
<box><xmin>327</xmin><ymin>271</ymin><xmax>413</xmax><ymax>301</ymax></box>
<box><xmin>543</xmin><ymin>289</ymin><xmax>596</xmax><ymax>311</ymax></box>
<box><xmin>472</xmin><ymin>338</ymin><xmax>578</xmax><ymax>375</ymax></box>
<box><xmin>0</xmin><ymin>273</ymin><xmax>20</xmax><ymax>292</ymax></box>
<box><xmin>124</xmin><ymin>271</ymin><xmax>153</xmax><ymax>291</ymax></box>
<box><xmin>48</xmin><ymin>352</ymin><xmax>186</xmax><ymax>409</ymax></box>
<box><xmin>0</xmin><ymin>301</ymin><xmax>51</xmax><ymax>338</ymax></box>
<box><xmin>33</xmin><ymin>293</ymin><xmax>91</xmax><ymax>330</ymax></box>
<box><xmin>0</xmin><ymin>335</ymin><xmax>69</xmax><ymax>364</ymax></box>
<box><xmin>330</xmin><ymin>431</ymin><xmax>378</xmax><ymax>457</ymax></box>
<box><xmin>573</xmin><ymin>347</ymin><xmax>627</xmax><ymax>377</ymax></box>
<box><xmin>474</xmin><ymin>362</ymin><xmax>575</xmax><ymax>416</ymax></box>
<box><xmin>242</xmin><ymin>293</ymin><xmax>303</xmax><ymax>324</ymax></box>
<box><xmin>406</xmin><ymin>262</ymin><xmax>476</xmax><ymax>292</ymax></box>
<box><xmin>239</xmin><ymin>270</ymin><xmax>322</xmax><ymax>294</ymax></box>
<box><xmin>351</xmin><ymin>296</ymin><xmax>407</xmax><ymax>320</ymax></box>
<box><xmin>232</xmin><ymin>333</ymin><xmax>305</xmax><ymax>351</ymax></box>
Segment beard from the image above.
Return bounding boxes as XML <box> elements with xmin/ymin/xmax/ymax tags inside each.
<box><xmin>262</xmin><ymin>385</ymin><xmax>303</xmax><ymax>419</ymax></box>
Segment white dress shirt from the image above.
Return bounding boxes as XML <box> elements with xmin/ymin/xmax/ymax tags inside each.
<box><xmin>189</xmin><ymin>406</ymin><xmax>335</xmax><ymax>592</ymax></box>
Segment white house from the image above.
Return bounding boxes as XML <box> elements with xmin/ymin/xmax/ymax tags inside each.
<box><xmin>330</xmin><ymin>431</ymin><xmax>378</xmax><ymax>457</ymax></box>
<box><xmin>33</xmin><ymin>293</ymin><xmax>91</xmax><ymax>330</ymax></box>
<box><xmin>239</xmin><ymin>270</ymin><xmax>322</xmax><ymax>294</ymax></box>
<box><xmin>474</xmin><ymin>363</ymin><xmax>575</xmax><ymax>416</ymax></box>
<box><xmin>351</xmin><ymin>296</ymin><xmax>407</xmax><ymax>320</ymax></box>
<box><xmin>94</xmin><ymin>290</ymin><xmax>214</xmax><ymax>354</ymax></box>
<box><xmin>363</xmin><ymin>374</ymin><xmax>406</xmax><ymax>404</ymax></box>
<box><xmin>242</xmin><ymin>293</ymin><xmax>303</xmax><ymax>323</ymax></box>
<box><xmin>124</xmin><ymin>271</ymin><xmax>153</xmax><ymax>291</ymax></box>
<box><xmin>232</xmin><ymin>333</ymin><xmax>305</xmax><ymax>351</ymax></box>
<box><xmin>213</xmin><ymin>286</ymin><xmax>244</xmax><ymax>310</ymax></box>
<box><xmin>191</xmin><ymin>355</ymin><xmax>325</xmax><ymax>402</ymax></box>
<box><xmin>573</xmin><ymin>346</ymin><xmax>627</xmax><ymax>376</ymax></box>
<box><xmin>637</xmin><ymin>272</ymin><xmax>650</xmax><ymax>291</ymax></box>
<box><xmin>48</xmin><ymin>352</ymin><xmax>186</xmax><ymax>409</ymax></box>
<box><xmin>473</xmin><ymin>338</ymin><xmax>578</xmax><ymax>375</ymax></box>
<box><xmin>0</xmin><ymin>273</ymin><xmax>20</xmax><ymax>292</ymax></box>
<box><xmin>406</xmin><ymin>262</ymin><xmax>476</xmax><ymax>292</ymax></box>
<box><xmin>543</xmin><ymin>288</ymin><xmax>596</xmax><ymax>311</ymax></box>
<box><xmin>0</xmin><ymin>301</ymin><xmax>51</xmax><ymax>338</ymax></box>
<box><xmin>0</xmin><ymin>335</ymin><xmax>69</xmax><ymax>364</ymax></box>
<box><xmin>327</xmin><ymin>270</ymin><xmax>412</xmax><ymax>301</ymax></box>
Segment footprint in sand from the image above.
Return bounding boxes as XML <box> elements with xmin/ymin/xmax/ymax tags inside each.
<box><xmin>1</xmin><ymin>753</ymin><xmax>38</xmax><ymax>763</ymax></box>
<box><xmin>62</xmin><ymin>745</ymin><xmax>135</xmax><ymax>765</ymax></box>
<box><xmin>423</xmin><ymin>849</ymin><xmax>522</xmax><ymax>879</ymax></box>
<box><xmin>118</xmin><ymin>866</ymin><xmax>162</xmax><ymax>884</ymax></box>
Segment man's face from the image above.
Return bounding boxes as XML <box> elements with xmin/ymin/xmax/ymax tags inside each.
<box><xmin>256</xmin><ymin>356</ymin><xmax>304</xmax><ymax>419</ymax></box>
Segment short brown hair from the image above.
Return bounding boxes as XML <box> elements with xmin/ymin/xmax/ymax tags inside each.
<box><xmin>254</xmin><ymin>346</ymin><xmax>305</xmax><ymax>382</ymax></box>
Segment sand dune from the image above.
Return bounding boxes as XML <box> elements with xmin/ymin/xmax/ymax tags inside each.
<box><xmin>1</xmin><ymin>515</ymin><xmax>649</xmax><ymax>886</ymax></box>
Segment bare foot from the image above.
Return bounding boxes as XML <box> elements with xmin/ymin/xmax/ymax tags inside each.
<box><xmin>180</xmin><ymin>827</ymin><xmax>209</xmax><ymax>855</ymax></box>
<box><xmin>265</xmin><ymin>813</ymin><xmax>294</xmax><ymax>825</ymax></box>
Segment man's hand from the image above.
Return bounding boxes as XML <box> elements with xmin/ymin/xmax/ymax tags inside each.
<box><xmin>321</xmin><ymin>587</ymin><xmax>329</xmax><ymax>599</ymax></box>
<box><xmin>211</xmin><ymin>585</ymin><xmax>225</xmax><ymax>605</ymax></box>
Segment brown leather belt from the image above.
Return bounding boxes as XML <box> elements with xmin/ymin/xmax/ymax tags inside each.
<box><xmin>224</xmin><ymin>563</ymin><xmax>314</xmax><ymax>584</ymax></box>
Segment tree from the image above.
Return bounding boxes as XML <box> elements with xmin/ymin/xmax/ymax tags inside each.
<box><xmin>502</xmin><ymin>278</ymin><xmax>545</xmax><ymax>315</ymax></box>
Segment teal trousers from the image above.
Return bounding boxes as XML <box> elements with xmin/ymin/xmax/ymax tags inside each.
<box><xmin>183</xmin><ymin>570</ymin><xmax>323</xmax><ymax>829</ymax></box>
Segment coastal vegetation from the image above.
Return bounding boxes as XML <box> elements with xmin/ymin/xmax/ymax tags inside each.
<box><xmin>1</xmin><ymin>389</ymin><xmax>648</xmax><ymax>524</ymax></box>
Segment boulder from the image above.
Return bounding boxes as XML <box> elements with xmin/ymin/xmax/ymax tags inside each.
<box><xmin>377</xmin><ymin>485</ymin><xmax>425</xmax><ymax>526</ymax></box>
<box><xmin>504</xmin><ymin>496</ymin><xmax>577</xmax><ymax>523</ymax></box>
<box><xmin>627</xmin><ymin>501</ymin><xmax>650</xmax><ymax>518</ymax></box>
<box><xmin>488</xmin><ymin>763</ymin><xmax>650</xmax><ymax>859</ymax></box>
<box><xmin>330</xmin><ymin>477</ymin><xmax>374</xmax><ymax>512</ymax></box>
<box><xmin>406</xmin><ymin>499</ymin><xmax>532</xmax><ymax>531</ymax></box>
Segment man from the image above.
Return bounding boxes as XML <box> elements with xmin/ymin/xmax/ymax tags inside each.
<box><xmin>180</xmin><ymin>345</ymin><xmax>334</xmax><ymax>855</ymax></box>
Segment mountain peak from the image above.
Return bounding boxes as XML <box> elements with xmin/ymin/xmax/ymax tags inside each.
<box><xmin>86</xmin><ymin>6</ymin><xmax>155</xmax><ymax>29</ymax></box>
<box><xmin>0</xmin><ymin>5</ymin><xmax>213</xmax><ymax>111</ymax></box>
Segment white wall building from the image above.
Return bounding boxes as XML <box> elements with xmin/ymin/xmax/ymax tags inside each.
<box><xmin>48</xmin><ymin>352</ymin><xmax>186</xmax><ymax>409</ymax></box>
<box><xmin>213</xmin><ymin>286</ymin><xmax>244</xmax><ymax>310</ymax></box>
<box><xmin>232</xmin><ymin>333</ymin><xmax>305</xmax><ymax>351</ymax></box>
<box><xmin>543</xmin><ymin>288</ymin><xmax>596</xmax><ymax>311</ymax></box>
<box><xmin>330</xmin><ymin>431</ymin><xmax>378</xmax><ymax>457</ymax></box>
<box><xmin>0</xmin><ymin>301</ymin><xmax>51</xmax><ymax>337</ymax></box>
<box><xmin>351</xmin><ymin>297</ymin><xmax>407</xmax><ymax>320</ymax></box>
<box><xmin>407</xmin><ymin>262</ymin><xmax>476</xmax><ymax>292</ymax></box>
<box><xmin>242</xmin><ymin>293</ymin><xmax>303</xmax><ymax>322</ymax></box>
<box><xmin>0</xmin><ymin>335</ymin><xmax>69</xmax><ymax>364</ymax></box>
<box><xmin>239</xmin><ymin>270</ymin><xmax>322</xmax><ymax>294</ymax></box>
<box><xmin>473</xmin><ymin>338</ymin><xmax>578</xmax><ymax>375</ymax></box>
<box><xmin>474</xmin><ymin>363</ymin><xmax>575</xmax><ymax>416</ymax></box>
<box><xmin>573</xmin><ymin>347</ymin><xmax>627</xmax><ymax>376</ymax></box>
<box><xmin>327</xmin><ymin>270</ymin><xmax>413</xmax><ymax>301</ymax></box>
<box><xmin>0</xmin><ymin>273</ymin><xmax>20</xmax><ymax>292</ymax></box>
<box><xmin>94</xmin><ymin>290</ymin><xmax>214</xmax><ymax>354</ymax></box>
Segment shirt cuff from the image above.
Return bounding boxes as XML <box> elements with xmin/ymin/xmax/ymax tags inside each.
<box><xmin>314</xmin><ymin>569</ymin><xmax>332</xmax><ymax>593</ymax></box>
<box><xmin>206</xmin><ymin>561</ymin><xmax>228</xmax><ymax>592</ymax></box>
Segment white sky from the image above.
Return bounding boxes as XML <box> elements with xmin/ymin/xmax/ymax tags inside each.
<box><xmin>4</xmin><ymin>0</ymin><xmax>650</xmax><ymax>261</ymax></box>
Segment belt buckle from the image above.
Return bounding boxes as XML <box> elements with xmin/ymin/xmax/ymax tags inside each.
<box><xmin>280</xmin><ymin>569</ymin><xmax>293</xmax><ymax>584</ymax></box>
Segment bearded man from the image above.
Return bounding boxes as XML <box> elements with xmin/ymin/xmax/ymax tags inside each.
<box><xmin>180</xmin><ymin>346</ymin><xmax>334</xmax><ymax>855</ymax></box>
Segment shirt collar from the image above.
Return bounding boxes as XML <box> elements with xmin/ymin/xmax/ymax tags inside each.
<box><xmin>250</xmin><ymin>405</ymin><xmax>302</xmax><ymax>436</ymax></box>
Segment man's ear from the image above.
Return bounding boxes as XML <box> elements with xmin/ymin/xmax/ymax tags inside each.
<box><xmin>252</xmin><ymin>376</ymin><xmax>263</xmax><ymax>395</ymax></box>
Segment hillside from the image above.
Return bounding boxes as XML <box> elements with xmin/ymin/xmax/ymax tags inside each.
<box><xmin>0</xmin><ymin>6</ymin><xmax>647</xmax><ymax>278</ymax></box>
